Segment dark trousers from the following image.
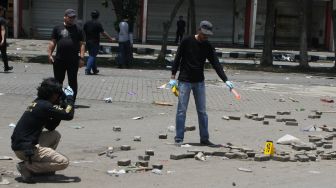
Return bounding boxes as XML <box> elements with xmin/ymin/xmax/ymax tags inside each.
<box><xmin>0</xmin><ymin>43</ymin><xmax>9</xmax><ymax>69</ymax></box>
<box><xmin>53</xmin><ymin>58</ymin><xmax>79</xmax><ymax>100</ymax></box>
<box><xmin>175</xmin><ymin>31</ymin><xmax>184</xmax><ymax>44</ymax></box>
<box><xmin>118</xmin><ymin>41</ymin><xmax>131</xmax><ymax>67</ymax></box>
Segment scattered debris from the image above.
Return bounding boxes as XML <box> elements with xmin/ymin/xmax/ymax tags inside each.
<box><xmin>277</xmin><ymin>134</ymin><xmax>302</xmax><ymax>145</ymax></box>
<box><xmin>194</xmin><ymin>152</ymin><xmax>206</xmax><ymax>161</ymax></box>
<box><xmin>8</xmin><ymin>123</ymin><xmax>15</xmax><ymax>128</ymax></box>
<box><xmin>167</xmin><ymin>126</ymin><xmax>175</xmax><ymax>132</ymax></box>
<box><xmin>237</xmin><ymin>167</ymin><xmax>252</xmax><ymax>172</ymax></box>
<box><xmin>153</xmin><ymin>101</ymin><xmax>173</xmax><ymax>106</ymax></box>
<box><xmin>107</xmin><ymin>169</ymin><xmax>126</xmax><ymax>176</ymax></box>
<box><xmin>320</xmin><ymin>98</ymin><xmax>334</xmax><ymax>103</ymax></box>
<box><xmin>288</xmin><ymin>97</ymin><xmax>299</xmax><ymax>102</ymax></box>
<box><xmin>71</xmin><ymin>125</ymin><xmax>84</xmax><ymax>129</ymax></box>
<box><xmin>151</xmin><ymin>169</ymin><xmax>162</xmax><ymax>175</ymax></box>
<box><xmin>103</xmin><ymin>97</ymin><xmax>112</xmax><ymax>103</ymax></box>
<box><xmin>132</xmin><ymin>116</ymin><xmax>144</xmax><ymax>120</ymax></box>
<box><xmin>0</xmin><ymin>156</ymin><xmax>13</xmax><ymax>160</ymax></box>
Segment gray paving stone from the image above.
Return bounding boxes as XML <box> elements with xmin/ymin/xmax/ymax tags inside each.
<box><xmin>136</xmin><ymin>161</ymin><xmax>149</xmax><ymax>167</ymax></box>
<box><xmin>254</xmin><ymin>154</ymin><xmax>271</xmax><ymax>161</ymax></box>
<box><xmin>323</xmin><ymin>144</ymin><xmax>333</xmax><ymax>149</ymax></box>
<box><xmin>170</xmin><ymin>153</ymin><xmax>186</xmax><ymax>160</ymax></box>
<box><xmin>113</xmin><ymin>126</ymin><xmax>121</xmax><ymax>132</ymax></box>
<box><xmin>145</xmin><ymin>150</ymin><xmax>155</xmax><ymax>156</ymax></box>
<box><xmin>296</xmin><ymin>155</ymin><xmax>309</xmax><ymax>162</ymax></box>
<box><xmin>159</xmin><ymin>134</ymin><xmax>168</xmax><ymax>139</ymax></box>
<box><xmin>272</xmin><ymin>155</ymin><xmax>290</xmax><ymax>162</ymax></box>
<box><xmin>121</xmin><ymin>145</ymin><xmax>131</xmax><ymax>151</ymax></box>
<box><xmin>185</xmin><ymin>126</ymin><xmax>196</xmax><ymax>131</ymax></box>
<box><xmin>285</xmin><ymin>121</ymin><xmax>298</xmax><ymax>126</ymax></box>
<box><xmin>229</xmin><ymin>116</ymin><xmax>241</xmax><ymax>120</ymax></box>
<box><xmin>152</xmin><ymin>164</ymin><xmax>163</xmax><ymax>170</ymax></box>
<box><xmin>264</xmin><ymin>115</ymin><xmax>276</xmax><ymax>119</ymax></box>
<box><xmin>118</xmin><ymin>159</ymin><xmax>131</xmax><ymax>166</ymax></box>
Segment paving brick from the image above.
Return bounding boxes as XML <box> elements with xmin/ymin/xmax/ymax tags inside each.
<box><xmin>296</xmin><ymin>155</ymin><xmax>309</xmax><ymax>162</ymax></box>
<box><xmin>145</xmin><ymin>150</ymin><xmax>155</xmax><ymax>156</ymax></box>
<box><xmin>285</xmin><ymin>121</ymin><xmax>298</xmax><ymax>126</ymax></box>
<box><xmin>152</xmin><ymin>164</ymin><xmax>163</xmax><ymax>170</ymax></box>
<box><xmin>252</xmin><ymin>116</ymin><xmax>264</xmax><ymax>121</ymax></box>
<box><xmin>308</xmin><ymin>115</ymin><xmax>321</xmax><ymax>119</ymax></box>
<box><xmin>263</xmin><ymin>121</ymin><xmax>269</xmax><ymax>125</ymax></box>
<box><xmin>170</xmin><ymin>153</ymin><xmax>186</xmax><ymax>160</ymax></box>
<box><xmin>204</xmin><ymin>151</ymin><xmax>214</xmax><ymax>156</ymax></box>
<box><xmin>235</xmin><ymin>152</ymin><xmax>248</xmax><ymax>159</ymax></box>
<box><xmin>133</xmin><ymin>136</ymin><xmax>141</xmax><ymax>142</ymax></box>
<box><xmin>113</xmin><ymin>126</ymin><xmax>121</xmax><ymax>132</ymax></box>
<box><xmin>307</xmin><ymin>154</ymin><xmax>317</xmax><ymax>161</ymax></box>
<box><xmin>324</xmin><ymin>134</ymin><xmax>334</xmax><ymax>140</ymax></box>
<box><xmin>183</xmin><ymin>153</ymin><xmax>196</xmax><ymax>158</ymax></box>
<box><xmin>292</xmin><ymin>144</ymin><xmax>316</xmax><ymax>151</ymax></box>
<box><xmin>118</xmin><ymin>159</ymin><xmax>131</xmax><ymax>166</ymax></box>
<box><xmin>314</xmin><ymin>141</ymin><xmax>324</xmax><ymax>147</ymax></box>
<box><xmin>185</xmin><ymin>126</ymin><xmax>196</xmax><ymax>131</ymax></box>
<box><xmin>320</xmin><ymin>154</ymin><xmax>332</xmax><ymax>160</ymax></box>
<box><xmin>264</xmin><ymin>115</ymin><xmax>276</xmax><ymax>119</ymax></box>
<box><xmin>308</xmin><ymin>136</ymin><xmax>322</xmax><ymax>142</ymax></box>
<box><xmin>282</xmin><ymin>118</ymin><xmax>297</xmax><ymax>122</ymax></box>
<box><xmin>135</xmin><ymin>161</ymin><xmax>149</xmax><ymax>167</ymax></box>
<box><xmin>251</xmin><ymin>113</ymin><xmax>258</xmax><ymax>116</ymax></box>
<box><xmin>276</xmin><ymin>118</ymin><xmax>284</xmax><ymax>122</ymax></box>
<box><xmin>245</xmin><ymin>114</ymin><xmax>253</xmax><ymax>119</ymax></box>
<box><xmin>159</xmin><ymin>134</ymin><xmax>168</xmax><ymax>139</ymax></box>
<box><xmin>121</xmin><ymin>145</ymin><xmax>131</xmax><ymax>151</ymax></box>
<box><xmin>212</xmin><ymin>151</ymin><xmax>227</xmax><ymax>157</ymax></box>
<box><xmin>323</xmin><ymin>144</ymin><xmax>333</xmax><ymax>149</ymax></box>
<box><xmin>277</xmin><ymin>111</ymin><xmax>291</xmax><ymax>115</ymax></box>
<box><xmin>254</xmin><ymin>154</ymin><xmax>271</xmax><ymax>161</ymax></box>
<box><xmin>229</xmin><ymin>116</ymin><xmax>241</xmax><ymax>120</ymax></box>
<box><xmin>224</xmin><ymin>152</ymin><xmax>236</xmax><ymax>159</ymax></box>
<box><xmin>138</xmin><ymin>155</ymin><xmax>150</xmax><ymax>161</ymax></box>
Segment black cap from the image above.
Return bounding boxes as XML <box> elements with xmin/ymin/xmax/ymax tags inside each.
<box><xmin>199</xmin><ymin>20</ymin><xmax>213</xmax><ymax>35</ymax></box>
<box><xmin>64</xmin><ymin>9</ymin><xmax>76</xmax><ymax>17</ymax></box>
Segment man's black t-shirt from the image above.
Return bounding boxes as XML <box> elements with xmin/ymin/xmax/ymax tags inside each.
<box><xmin>51</xmin><ymin>24</ymin><xmax>84</xmax><ymax>60</ymax></box>
<box><xmin>0</xmin><ymin>17</ymin><xmax>6</xmax><ymax>42</ymax></box>
<box><xmin>11</xmin><ymin>97</ymin><xmax>75</xmax><ymax>151</ymax></box>
<box><xmin>177</xmin><ymin>20</ymin><xmax>186</xmax><ymax>33</ymax></box>
<box><xmin>83</xmin><ymin>20</ymin><xmax>104</xmax><ymax>44</ymax></box>
<box><xmin>172</xmin><ymin>36</ymin><xmax>228</xmax><ymax>83</ymax></box>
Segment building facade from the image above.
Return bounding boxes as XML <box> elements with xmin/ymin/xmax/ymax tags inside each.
<box><xmin>7</xmin><ymin>0</ymin><xmax>335</xmax><ymax>51</ymax></box>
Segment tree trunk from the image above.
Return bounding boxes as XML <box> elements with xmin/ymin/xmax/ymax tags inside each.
<box><xmin>260</xmin><ymin>0</ymin><xmax>275</xmax><ymax>67</ymax></box>
<box><xmin>189</xmin><ymin>0</ymin><xmax>196</xmax><ymax>35</ymax></box>
<box><xmin>157</xmin><ymin>0</ymin><xmax>186</xmax><ymax>64</ymax></box>
<box><xmin>298</xmin><ymin>0</ymin><xmax>309</xmax><ymax>69</ymax></box>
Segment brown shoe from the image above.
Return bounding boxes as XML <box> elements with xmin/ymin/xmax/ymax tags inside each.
<box><xmin>16</xmin><ymin>162</ymin><xmax>35</xmax><ymax>183</ymax></box>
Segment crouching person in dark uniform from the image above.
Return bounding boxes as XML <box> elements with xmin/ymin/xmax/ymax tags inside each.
<box><xmin>11</xmin><ymin>77</ymin><xmax>75</xmax><ymax>183</ymax></box>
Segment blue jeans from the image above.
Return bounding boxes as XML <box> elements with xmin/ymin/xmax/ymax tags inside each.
<box><xmin>175</xmin><ymin>81</ymin><xmax>209</xmax><ymax>142</ymax></box>
<box><xmin>86</xmin><ymin>42</ymin><xmax>99</xmax><ymax>73</ymax></box>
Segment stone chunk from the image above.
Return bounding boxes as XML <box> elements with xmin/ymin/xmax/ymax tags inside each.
<box><xmin>245</xmin><ymin>114</ymin><xmax>253</xmax><ymax>119</ymax></box>
<box><xmin>264</xmin><ymin>115</ymin><xmax>276</xmax><ymax>119</ymax></box>
<box><xmin>138</xmin><ymin>155</ymin><xmax>150</xmax><ymax>161</ymax></box>
<box><xmin>113</xmin><ymin>126</ymin><xmax>121</xmax><ymax>132</ymax></box>
<box><xmin>152</xmin><ymin>164</ymin><xmax>163</xmax><ymax>170</ymax></box>
<box><xmin>133</xmin><ymin>136</ymin><xmax>141</xmax><ymax>142</ymax></box>
<box><xmin>292</xmin><ymin>144</ymin><xmax>316</xmax><ymax>151</ymax></box>
<box><xmin>170</xmin><ymin>153</ymin><xmax>186</xmax><ymax>160</ymax></box>
<box><xmin>263</xmin><ymin>121</ymin><xmax>269</xmax><ymax>125</ymax></box>
<box><xmin>246</xmin><ymin>151</ymin><xmax>256</xmax><ymax>158</ymax></box>
<box><xmin>135</xmin><ymin>161</ymin><xmax>149</xmax><ymax>167</ymax></box>
<box><xmin>185</xmin><ymin>126</ymin><xmax>196</xmax><ymax>131</ymax></box>
<box><xmin>121</xmin><ymin>145</ymin><xmax>131</xmax><ymax>151</ymax></box>
<box><xmin>285</xmin><ymin>121</ymin><xmax>298</xmax><ymax>126</ymax></box>
<box><xmin>145</xmin><ymin>150</ymin><xmax>154</xmax><ymax>156</ymax></box>
<box><xmin>283</xmin><ymin>118</ymin><xmax>297</xmax><ymax>122</ymax></box>
<box><xmin>272</xmin><ymin>155</ymin><xmax>290</xmax><ymax>162</ymax></box>
<box><xmin>252</xmin><ymin>116</ymin><xmax>264</xmax><ymax>121</ymax></box>
<box><xmin>224</xmin><ymin>152</ymin><xmax>236</xmax><ymax>159</ymax></box>
<box><xmin>308</xmin><ymin>136</ymin><xmax>322</xmax><ymax>143</ymax></box>
<box><xmin>235</xmin><ymin>152</ymin><xmax>248</xmax><ymax>159</ymax></box>
<box><xmin>277</xmin><ymin>111</ymin><xmax>291</xmax><ymax>115</ymax></box>
<box><xmin>320</xmin><ymin>154</ymin><xmax>332</xmax><ymax>160</ymax></box>
<box><xmin>118</xmin><ymin>159</ymin><xmax>131</xmax><ymax>166</ymax></box>
<box><xmin>212</xmin><ymin>151</ymin><xmax>227</xmax><ymax>157</ymax></box>
<box><xmin>183</xmin><ymin>153</ymin><xmax>196</xmax><ymax>159</ymax></box>
<box><xmin>296</xmin><ymin>155</ymin><xmax>309</xmax><ymax>162</ymax></box>
<box><xmin>324</xmin><ymin>134</ymin><xmax>334</xmax><ymax>141</ymax></box>
<box><xmin>276</xmin><ymin>118</ymin><xmax>283</xmax><ymax>122</ymax></box>
<box><xmin>307</xmin><ymin>154</ymin><xmax>317</xmax><ymax>161</ymax></box>
<box><xmin>254</xmin><ymin>154</ymin><xmax>271</xmax><ymax>161</ymax></box>
<box><xmin>323</xmin><ymin>144</ymin><xmax>333</xmax><ymax>149</ymax></box>
<box><xmin>159</xmin><ymin>134</ymin><xmax>168</xmax><ymax>139</ymax></box>
<box><xmin>314</xmin><ymin>141</ymin><xmax>324</xmax><ymax>147</ymax></box>
<box><xmin>308</xmin><ymin>115</ymin><xmax>321</xmax><ymax>119</ymax></box>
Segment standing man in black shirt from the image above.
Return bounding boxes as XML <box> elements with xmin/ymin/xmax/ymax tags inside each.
<box><xmin>170</xmin><ymin>20</ymin><xmax>234</xmax><ymax>146</ymax></box>
<box><xmin>83</xmin><ymin>10</ymin><xmax>114</xmax><ymax>75</ymax></box>
<box><xmin>0</xmin><ymin>6</ymin><xmax>12</xmax><ymax>72</ymax></box>
<box><xmin>11</xmin><ymin>77</ymin><xmax>75</xmax><ymax>183</ymax></box>
<box><xmin>48</xmin><ymin>9</ymin><xmax>85</xmax><ymax>101</ymax></box>
<box><xmin>175</xmin><ymin>16</ymin><xmax>186</xmax><ymax>44</ymax></box>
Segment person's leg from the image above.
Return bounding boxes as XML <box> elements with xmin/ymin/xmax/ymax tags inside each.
<box><xmin>175</xmin><ymin>31</ymin><xmax>179</xmax><ymax>44</ymax></box>
<box><xmin>66</xmin><ymin>61</ymin><xmax>79</xmax><ymax>101</ymax></box>
<box><xmin>85</xmin><ymin>43</ymin><xmax>94</xmax><ymax>75</ymax></box>
<box><xmin>192</xmin><ymin>81</ymin><xmax>209</xmax><ymax>142</ymax></box>
<box><xmin>15</xmin><ymin>146</ymin><xmax>69</xmax><ymax>174</ymax></box>
<box><xmin>125</xmin><ymin>41</ymin><xmax>132</xmax><ymax>68</ymax></box>
<box><xmin>39</xmin><ymin>130</ymin><xmax>61</xmax><ymax>150</ymax></box>
<box><xmin>91</xmin><ymin>44</ymin><xmax>100</xmax><ymax>74</ymax></box>
<box><xmin>53</xmin><ymin>59</ymin><xmax>66</xmax><ymax>85</ymax></box>
<box><xmin>0</xmin><ymin>44</ymin><xmax>11</xmax><ymax>71</ymax></box>
<box><xmin>175</xmin><ymin>81</ymin><xmax>191</xmax><ymax>143</ymax></box>
<box><xmin>118</xmin><ymin>42</ymin><xmax>125</xmax><ymax>68</ymax></box>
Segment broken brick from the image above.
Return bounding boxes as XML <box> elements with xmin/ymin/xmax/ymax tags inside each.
<box><xmin>138</xmin><ymin>155</ymin><xmax>150</xmax><ymax>161</ymax></box>
<box><xmin>118</xmin><ymin>159</ymin><xmax>131</xmax><ymax>166</ymax></box>
<box><xmin>254</xmin><ymin>154</ymin><xmax>271</xmax><ymax>161</ymax></box>
<box><xmin>121</xmin><ymin>145</ymin><xmax>131</xmax><ymax>151</ymax></box>
<box><xmin>285</xmin><ymin>121</ymin><xmax>298</xmax><ymax>126</ymax></box>
<box><xmin>145</xmin><ymin>150</ymin><xmax>155</xmax><ymax>156</ymax></box>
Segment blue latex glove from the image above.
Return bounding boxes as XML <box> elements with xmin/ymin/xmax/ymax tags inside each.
<box><xmin>168</xmin><ymin>79</ymin><xmax>177</xmax><ymax>88</ymax></box>
<box><xmin>63</xmin><ymin>86</ymin><xmax>74</xmax><ymax>97</ymax></box>
<box><xmin>225</xmin><ymin>81</ymin><xmax>234</xmax><ymax>90</ymax></box>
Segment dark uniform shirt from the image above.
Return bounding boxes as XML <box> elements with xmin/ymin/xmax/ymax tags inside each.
<box><xmin>51</xmin><ymin>24</ymin><xmax>84</xmax><ymax>61</ymax></box>
<box><xmin>11</xmin><ymin>96</ymin><xmax>74</xmax><ymax>151</ymax></box>
<box><xmin>83</xmin><ymin>20</ymin><xmax>104</xmax><ymax>45</ymax></box>
<box><xmin>172</xmin><ymin>36</ymin><xmax>228</xmax><ymax>83</ymax></box>
<box><xmin>177</xmin><ymin>19</ymin><xmax>186</xmax><ymax>33</ymax></box>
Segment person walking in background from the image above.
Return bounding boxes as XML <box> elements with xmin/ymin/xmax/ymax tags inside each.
<box><xmin>12</xmin><ymin>78</ymin><xmax>75</xmax><ymax>183</ymax></box>
<box><xmin>48</xmin><ymin>9</ymin><xmax>85</xmax><ymax>101</ymax></box>
<box><xmin>0</xmin><ymin>6</ymin><xmax>12</xmax><ymax>72</ymax></box>
<box><xmin>175</xmin><ymin>15</ymin><xmax>186</xmax><ymax>44</ymax></box>
<box><xmin>117</xmin><ymin>17</ymin><xmax>131</xmax><ymax>69</ymax></box>
<box><xmin>83</xmin><ymin>10</ymin><xmax>114</xmax><ymax>75</ymax></box>
<box><xmin>170</xmin><ymin>20</ymin><xmax>234</xmax><ymax>146</ymax></box>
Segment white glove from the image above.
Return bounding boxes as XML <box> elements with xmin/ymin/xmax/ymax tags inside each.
<box><xmin>225</xmin><ymin>81</ymin><xmax>234</xmax><ymax>89</ymax></box>
<box><xmin>63</xmin><ymin>86</ymin><xmax>74</xmax><ymax>97</ymax></box>
<box><xmin>168</xmin><ymin>79</ymin><xmax>177</xmax><ymax>88</ymax></box>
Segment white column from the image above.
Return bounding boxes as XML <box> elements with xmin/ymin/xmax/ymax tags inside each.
<box><xmin>141</xmin><ymin>0</ymin><xmax>148</xmax><ymax>44</ymax></box>
<box><xmin>249</xmin><ymin>0</ymin><xmax>257</xmax><ymax>48</ymax></box>
<box><xmin>13</xmin><ymin>0</ymin><xmax>19</xmax><ymax>38</ymax></box>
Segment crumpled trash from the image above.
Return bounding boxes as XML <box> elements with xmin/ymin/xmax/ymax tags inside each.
<box><xmin>237</xmin><ymin>167</ymin><xmax>252</xmax><ymax>172</ymax></box>
<box><xmin>276</xmin><ymin>134</ymin><xmax>302</xmax><ymax>145</ymax></box>
<box><xmin>302</xmin><ymin>125</ymin><xmax>322</xmax><ymax>132</ymax></box>
<box><xmin>195</xmin><ymin>152</ymin><xmax>206</xmax><ymax>161</ymax></box>
<box><xmin>151</xmin><ymin>169</ymin><xmax>162</xmax><ymax>175</ymax></box>
<box><xmin>167</xmin><ymin>126</ymin><xmax>175</xmax><ymax>132</ymax></box>
<box><xmin>181</xmin><ymin>144</ymin><xmax>192</xmax><ymax>148</ymax></box>
<box><xmin>8</xmin><ymin>123</ymin><xmax>15</xmax><ymax>128</ymax></box>
<box><xmin>0</xmin><ymin>175</ymin><xmax>10</xmax><ymax>185</ymax></box>
<box><xmin>0</xmin><ymin>156</ymin><xmax>13</xmax><ymax>160</ymax></box>
<box><xmin>127</xmin><ymin>91</ymin><xmax>136</xmax><ymax>96</ymax></box>
<box><xmin>71</xmin><ymin>125</ymin><xmax>84</xmax><ymax>129</ymax></box>
<box><xmin>132</xmin><ymin>116</ymin><xmax>143</xmax><ymax>120</ymax></box>
<box><xmin>104</xmin><ymin>97</ymin><xmax>112</xmax><ymax>103</ymax></box>
<box><xmin>107</xmin><ymin>169</ymin><xmax>126</xmax><ymax>176</ymax></box>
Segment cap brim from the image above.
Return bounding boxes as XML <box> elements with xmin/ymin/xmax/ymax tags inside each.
<box><xmin>201</xmin><ymin>28</ymin><xmax>213</xmax><ymax>36</ymax></box>
<box><xmin>67</xmin><ymin>13</ymin><xmax>76</xmax><ymax>17</ymax></box>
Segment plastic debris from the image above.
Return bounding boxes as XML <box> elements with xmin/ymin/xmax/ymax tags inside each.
<box><xmin>127</xmin><ymin>91</ymin><xmax>136</xmax><ymax>96</ymax></box>
<box><xmin>237</xmin><ymin>167</ymin><xmax>252</xmax><ymax>172</ymax></box>
<box><xmin>107</xmin><ymin>169</ymin><xmax>126</xmax><ymax>176</ymax></box>
<box><xmin>153</xmin><ymin>101</ymin><xmax>173</xmax><ymax>106</ymax></box>
<box><xmin>71</xmin><ymin>125</ymin><xmax>84</xmax><ymax>129</ymax></box>
<box><xmin>8</xmin><ymin>123</ymin><xmax>15</xmax><ymax>128</ymax></box>
<box><xmin>195</xmin><ymin>152</ymin><xmax>206</xmax><ymax>161</ymax></box>
<box><xmin>180</xmin><ymin>144</ymin><xmax>192</xmax><ymax>148</ymax></box>
<box><xmin>151</xmin><ymin>169</ymin><xmax>162</xmax><ymax>175</ymax></box>
<box><xmin>72</xmin><ymin>160</ymin><xmax>94</xmax><ymax>164</ymax></box>
<box><xmin>103</xmin><ymin>97</ymin><xmax>112</xmax><ymax>103</ymax></box>
<box><xmin>308</xmin><ymin>170</ymin><xmax>321</xmax><ymax>174</ymax></box>
<box><xmin>276</xmin><ymin>134</ymin><xmax>302</xmax><ymax>145</ymax></box>
<box><xmin>0</xmin><ymin>156</ymin><xmax>13</xmax><ymax>160</ymax></box>
<box><xmin>0</xmin><ymin>175</ymin><xmax>10</xmax><ymax>185</ymax></box>
<box><xmin>157</xmin><ymin>83</ymin><xmax>169</xmax><ymax>89</ymax></box>
<box><xmin>132</xmin><ymin>116</ymin><xmax>144</xmax><ymax>120</ymax></box>
<box><xmin>167</xmin><ymin>126</ymin><xmax>175</xmax><ymax>132</ymax></box>
<box><xmin>302</xmin><ymin>125</ymin><xmax>322</xmax><ymax>132</ymax></box>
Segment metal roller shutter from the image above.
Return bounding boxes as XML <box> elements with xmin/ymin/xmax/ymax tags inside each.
<box><xmin>147</xmin><ymin>0</ymin><xmax>233</xmax><ymax>43</ymax></box>
<box><xmin>31</xmin><ymin>0</ymin><xmax>77</xmax><ymax>39</ymax></box>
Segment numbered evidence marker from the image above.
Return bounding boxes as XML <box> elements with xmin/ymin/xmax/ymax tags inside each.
<box><xmin>264</xmin><ymin>140</ymin><xmax>274</xmax><ymax>155</ymax></box>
